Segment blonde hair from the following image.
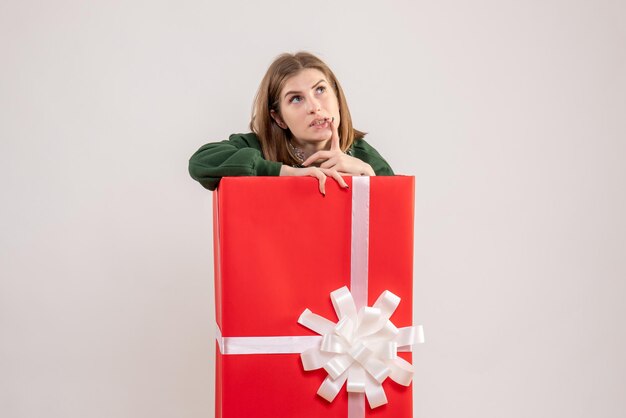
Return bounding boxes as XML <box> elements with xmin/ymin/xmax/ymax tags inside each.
<box><xmin>250</xmin><ymin>52</ymin><xmax>365</xmax><ymax>165</ymax></box>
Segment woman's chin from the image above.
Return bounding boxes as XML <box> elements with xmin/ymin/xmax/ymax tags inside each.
<box><xmin>298</xmin><ymin>132</ymin><xmax>332</xmax><ymax>143</ymax></box>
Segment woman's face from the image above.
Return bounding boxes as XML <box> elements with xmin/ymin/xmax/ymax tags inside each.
<box><xmin>271</xmin><ymin>68</ymin><xmax>341</xmax><ymax>147</ymax></box>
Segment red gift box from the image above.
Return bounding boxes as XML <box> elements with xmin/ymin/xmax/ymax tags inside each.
<box><xmin>212</xmin><ymin>176</ymin><xmax>417</xmax><ymax>418</ymax></box>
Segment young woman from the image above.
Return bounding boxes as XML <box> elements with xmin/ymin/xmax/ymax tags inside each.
<box><xmin>188</xmin><ymin>52</ymin><xmax>393</xmax><ymax>194</ymax></box>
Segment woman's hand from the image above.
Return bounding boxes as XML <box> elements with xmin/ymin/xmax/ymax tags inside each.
<box><xmin>301</xmin><ymin>118</ymin><xmax>375</xmax><ymax>176</ymax></box>
<box><xmin>280</xmin><ymin>165</ymin><xmax>348</xmax><ymax>196</ymax></box>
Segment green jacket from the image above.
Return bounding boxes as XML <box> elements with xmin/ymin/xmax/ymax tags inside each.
<box><xmin>188</xmin><ymin>132</ymin><xmax>394</xmax><ymax>190</ymax></box>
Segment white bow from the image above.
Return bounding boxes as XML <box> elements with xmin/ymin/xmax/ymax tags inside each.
<box><xmin>298</xmin><ymin>286</ymin><xmax>424</xmax><ymax>409</ymax></box>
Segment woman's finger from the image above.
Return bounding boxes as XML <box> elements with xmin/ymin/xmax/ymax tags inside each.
<box><xmin>302</xmin><ymin>150</ymin><xmax>333</xmax><ymax>166</ymax></box>
<box><xmin>309</xmin><ymin>169</ymin><xmax>327</xmax><ymax>195</ymax></box>
<box><xmin>324</xmin><ymin>157</ymin><xmax>354</xmax><ymax>173</ymax></box>
<box><xmin>322</xmin><ymin>168</ymin><xmax>348</xmax><ymax>189</ymax></box>
<box><xmin>320</xmin><ymin>156</ymin><xmax>339</xmax><ymax>169</ymax></box>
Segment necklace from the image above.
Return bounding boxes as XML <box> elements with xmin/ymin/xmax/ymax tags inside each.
<box><xmin>288</xmin><ymin>141</ymin><xmax>306</xmax><ymax>164</ymax></box>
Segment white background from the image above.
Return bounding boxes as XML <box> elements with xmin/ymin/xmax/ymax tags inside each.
<box><xmin>1</xmin><ymin>1</ymin><xmax>625</xmax><ymax>417</ymax></box>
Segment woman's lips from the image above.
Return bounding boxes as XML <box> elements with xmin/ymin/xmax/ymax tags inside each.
<box><xmin>309</xmin><ymin>118</ymin><xmax>330</xmax><ymax>128</ymax></box>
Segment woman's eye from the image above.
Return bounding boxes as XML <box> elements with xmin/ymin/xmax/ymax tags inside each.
<box><xmin>289</xmin><ymin>95</ymin><xmax>303</xmax><ymax>104</ymax></box>
<box><xmin>316</xmin><ymin>86</ymin><xmax>326</xmax><ymax>94</ymax></box>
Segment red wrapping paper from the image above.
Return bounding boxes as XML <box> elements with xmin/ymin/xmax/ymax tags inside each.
<box><xmin>212</xmin><ymin>176</ymin><xmax>415</xmax><ymax>418</ymax></box>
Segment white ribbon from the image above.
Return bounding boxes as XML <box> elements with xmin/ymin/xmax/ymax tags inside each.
<box><xmin>298</xmin><ymin>286</ymin><xmax>423</xmax><ymax>409</ymax></box>
<box><xmin>216</xmin><ymin>324</ymin><xmax>322</xmax><ymax>354</ymax></box>
<box><xmin>350</xmin><ymin>176</ymin><xmax>370</xmax><ymax>310</ymax></box>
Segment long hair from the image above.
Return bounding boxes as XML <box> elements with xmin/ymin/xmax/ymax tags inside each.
<box><xmin>250</xmin><ymin>52</ymin><xmax>365</xmax><ymax>165</ymax></box>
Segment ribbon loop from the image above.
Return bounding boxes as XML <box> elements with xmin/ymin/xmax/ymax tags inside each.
<box><xmin>317</xmin><ymin>372</ymin><xmax>348</xmax><ymax>402</ymax></box>
<box><xmin>347</xmin><ymin>365</ymin><xmax>366</xmax><ymax>393</ymax></box>
<box><xmin>321</xmin><ymin>334</ymin><xmax>348</xmax><ymax>354</ymax></box>
<box><xmin>369</xmin><ymin>320</ymin><xmax>399</xmax><ymax>341</ymax></box>
<box><xmin>324</xmin><ymin>353</ymin><xmax>354</xmax><ymax>380</ymax></box>
<box><xmin>331</xmin><ymin>286</ymin><xmax>358</xmax><ymax>322</ymax></box>
<box><xmin>301</xmin><ymin>346</ymin><xmax>335</xmax><ymax>371</ymax></box>
<box><xmin>356</xmin><ymin>307</ymin><xmax>384</xmax><ymax>337</ymax></box>
<box><xmin>363</xmin><ymin>357</ymin><xmax>391</xmax><ymax>383</ymax></box>
<box><xmin>349</xmin><ymin>342</ymin><xmax>373</xmax><ymax>364</ymax></box>
<box><xmin>417</xmin><ymin>325</ymin><xmax>425</xmax><ymax>344</ymax></box>
<box><xmin>334</xmin><ymin>316</ymin><xmax>355</xmax><ymax>343</ymax></box>
<box><xmin>388</xmin><ymin>356</ymin><xmax>415</xmax><ymax>386</ymax></box>
<box><xmin>380</xmin><ymin>341</ymin><xmax>398</xmax><ymax>360</ymax></box>
<box><xmin>395</xmin><ymin>326</ymin><xmax>416</xmax><ymax>348</ymax></box>
<box><xmin>365</xmin><ymin>374</ymin><xmax>388</xmax><ymax>409</ymax></box>
<box><xmin>298</xmin><ymin>309</ymin><xmax>336</xmax><ymax>335</ymax></box>
<box><xmin>372</xmin><ymin>290</ymin><xmax>401</xmax><ymax>319</ymax></box>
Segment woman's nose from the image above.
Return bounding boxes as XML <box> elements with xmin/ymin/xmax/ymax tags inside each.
<box><xmin>306</xmin><ymin>97</ymin><xmax>321</xmax><ymax>113</ymax></box>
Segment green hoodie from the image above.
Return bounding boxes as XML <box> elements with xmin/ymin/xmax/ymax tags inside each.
<box><xmin>189</xmin><ymin>132</ymin><xmax>394</xmax><ymax>191</ymax></box>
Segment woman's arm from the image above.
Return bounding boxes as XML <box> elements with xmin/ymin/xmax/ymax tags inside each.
<box><xmin>188</xmin><ymin>133</ymin><xmax>282</xmax><ymax>190</ymax></box>
<box><xmin>188</xmin><ymin>131</ymin><xmax>384</xmax><ymax>194</ymax></box>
